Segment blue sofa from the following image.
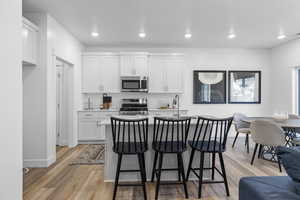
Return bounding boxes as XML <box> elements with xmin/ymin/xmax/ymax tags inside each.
<box><xmin>239</xmin><ymin>176</ymin><xmax>300</xmax><ymax>200</ymax></box>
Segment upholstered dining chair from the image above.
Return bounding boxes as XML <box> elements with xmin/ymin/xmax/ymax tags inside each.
<box><xmin>288</xmin><ymin>114</ymin><xmax>300</xmax><ymax>146</ymax></box>
<box><xmin>232</xmin><ymin>113</ymin><xmax>251</xmax><ymax>153</ymax></box>
<box><xmin>250</xmin><ymin>120</ymin><xmax>286</xmax><ymax>172</ymax></box>
<box><xmin>289</xmin><ymin>114</ymin><xmax>300</xmax><ymax>119</ymax></box>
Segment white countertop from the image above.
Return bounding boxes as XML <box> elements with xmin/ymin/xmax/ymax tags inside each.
<box><xmin>78</xmin><ymin>108</ymin><xmax>188</xmax><ymax>112</ymax></box>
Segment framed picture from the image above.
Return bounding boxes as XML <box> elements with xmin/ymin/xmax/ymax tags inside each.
<box><xmin>228</xmin><ymin>71</ymin><xmax>261</xmax><ymax>104</ymax></box>
<box><xmin>193</xmin><ymin>70</ymin><xmax>227</xmax><ymax>104</ymax></box>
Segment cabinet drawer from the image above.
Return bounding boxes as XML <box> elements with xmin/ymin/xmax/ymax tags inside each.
<box><xmin>79</xmin><ymin>112</ymin><xmax>98</xmax><ymax>119</ymax></box>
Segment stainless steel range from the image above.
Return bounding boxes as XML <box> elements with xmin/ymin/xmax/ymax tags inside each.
<box><xmin>119</xmin><ymin>98</ymin><xmax>148</xmax><ymax>115</ymax></box>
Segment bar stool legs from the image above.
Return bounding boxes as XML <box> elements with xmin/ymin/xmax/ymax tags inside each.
<box><xmin>137</xmin><ymin>153</ymin><xmax>147</xmax><ymax>200</ymax></box>
<box><xmin>151</xmin><ymin>151</ymin><xmax>158</xmax><ymax>182</ymax></box>
<box><xmin>154</xmin><ymin>153</ymin><xmax>164</xmax><ymax>200</ymax></box>
<box><xmin>112</xmin><ymin>154</ymin><xmax>123</xmax><ymax>200</ymax></box>
<box><xmin>112</xmin><ymin>153</ymin><xmax>147</xmax><ymax>200</ymax></box>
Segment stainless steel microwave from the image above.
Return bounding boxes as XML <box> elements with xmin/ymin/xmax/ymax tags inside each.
<box><xmin>121</xmin><ymin>76</ymin><xmax>148</xmax><ymax>92</ymax></box>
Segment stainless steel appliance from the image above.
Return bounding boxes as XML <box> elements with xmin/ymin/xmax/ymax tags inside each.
<box><xmin>121</xmin><ymin>76</ymin><xmax>148</xmax><ymax>92</ymax></box>
<box><xmin>119</xmin><ymin>98</ymin><xmax>148</xmax><ymax>115</ymax></box>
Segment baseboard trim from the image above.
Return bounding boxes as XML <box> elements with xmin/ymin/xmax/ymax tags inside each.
<box><xmin>23</xmin><ymin>155</ymin><xmax>56</xmax><ymax>168</ymax></box>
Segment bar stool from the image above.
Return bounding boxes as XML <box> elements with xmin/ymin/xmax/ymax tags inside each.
<box><xmin>186</xmin><ymin>116</ymin><xmax>233</xmax><ymax>199</ymax></box>
<box><xmin>110</xmin><ymin>117</ymin><xmax>148</xmax><ymax>200</ymax></box>
<box><xmin>151</xmin><ymin>116</ymin><xmax>192</xmax><ymax>200</ymax></box>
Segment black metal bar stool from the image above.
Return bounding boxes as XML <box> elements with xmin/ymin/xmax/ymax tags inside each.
<box><xmin>151</xmin><ymin>116</ymin><xmax>191</xmax><ymax>200</ymax></box>
<box><xmin>186</xmin><ymin>116</ymin><xmax>233</xmax><ymax>199</ymax></box>
<box><xmin>110</xmin><ymin>117</ymin><xmax>149</xmax><ymax>200</ymax></box>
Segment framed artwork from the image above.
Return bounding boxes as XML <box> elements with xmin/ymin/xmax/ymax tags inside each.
<box><xmin>193</xmin><ymin>70</ymin><xmax>227</xmax><ymax>104</ymax></box>
<box><xmin>228</xmin><ymin>71</ymin><xmax>261</xmax><ymax>104</ymax></box>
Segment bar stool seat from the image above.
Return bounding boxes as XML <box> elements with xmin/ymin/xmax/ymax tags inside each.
<box><xmin>113</xmin><ymin>142</ymin><xmax>147</xmax><ymax>154</ymax></box>
<box><xmin>152</xmin><ymin>141</ymin><xmax>187</xmax><ymax>153</ymax></box>
<box><xmin>189</xmin><ymin>141</ymin><xmax>225</xmax><ymax>152</ymax></box>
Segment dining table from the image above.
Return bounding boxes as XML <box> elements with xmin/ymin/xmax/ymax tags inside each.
<box><xmin>241</xmin><ymin>117</ymin><xmax>300</xmax><ymax>162</ymax></box>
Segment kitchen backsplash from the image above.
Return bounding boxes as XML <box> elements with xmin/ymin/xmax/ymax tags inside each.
<box><xmin>82</xmin><ymin>93</ymin><xmax>183</xmax><ymax>110</ymax></box>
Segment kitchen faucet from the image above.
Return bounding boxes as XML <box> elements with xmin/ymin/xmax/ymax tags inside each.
<box><xmin>174</xmin><ymin>94</ymin><xmax>180</xmax><ymax>118</ymax></box>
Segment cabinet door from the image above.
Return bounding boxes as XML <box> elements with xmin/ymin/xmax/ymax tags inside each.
<box><xmin>82</xmin><ymin>56</ymin><xmax>102</xmax><ymax>93</ymax></box>
<box><xmin>79</xmin><ymin>120</ymin><xmax>105</xmax><ymax>141</ymax></box>
<box><xmin>165</xmin><ymin>57</ymin><xmax>183</xmax><ymax>93</ymax></box>
<box><xmin>134</xmin><ymin>55</ymin><xmax>148</xmax><ymax>77</ymax></box>
<box><xmin>100</xmin><ymin>55</ymin><xmax>120</xmax><ymax>93</ymax></box>
<box><xmin>78</xmin><ymin>120</ymin><xmax>98</xmax><ymax>140</ymax></box>
<box><xmin>120</xmin><ymin>56</ymin><xmax>135</xmax><ymax>76</ymax></box>
<box><xmin>148</xmin><ymin>56</ymin><xmax>167</xmax><ymax>93</ymax></box>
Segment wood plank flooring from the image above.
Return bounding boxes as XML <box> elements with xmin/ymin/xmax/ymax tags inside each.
<box><xmin>23</xmin><ymin>138</ymin><xmax>286</xmax><ymax>200</ymax></box>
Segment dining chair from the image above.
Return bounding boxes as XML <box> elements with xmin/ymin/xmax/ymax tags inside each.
<box><xmin>232</xmin><ymin>113</ymin><xmax>251</xmax><ymax>153</ymax></box>
<box><xmin>288</xmin><ymin>114</ymin><xmax>300</xmax><ymax>119</ymax></box>
<box><xmin>288</xmin><ymin>114</ymin><xmax>300</xmax><ymax>146</ymax></box>
<box><xmin>250</xmin><ymin>120</ymin><xmax>285</xmax><ymax>172</ymax></box>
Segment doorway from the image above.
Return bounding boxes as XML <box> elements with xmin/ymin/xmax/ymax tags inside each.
<box><xmin>56</xmin><ymin>59</ymin><xmax>73</xmax><ymax>146</ymax></box>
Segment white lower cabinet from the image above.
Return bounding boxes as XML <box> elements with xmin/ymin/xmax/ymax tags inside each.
<box><xmin>78</xmin><ymin>112</ymin><xmax>117</xmax><ymax>142</ymax></box>
<box><xmin>78</xmin><ymin>120</ymin><xmax>105</xmax><ymax>141</ymax></box>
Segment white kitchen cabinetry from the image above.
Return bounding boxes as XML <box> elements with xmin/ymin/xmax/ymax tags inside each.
<box><xmin>149</xmin><ymin>54</ymin><xmax>184</xmax><ymax>93</ymax></box>
<box><xmin>22</xmin><ymin>17</ymin><xmax>38</xmax><ymax>65</ymax></box>
<box><xmin>120</xmin><ymin>53</ymin><xmax>149</xmax><ymax>77</ymax></box>
<box><xmin>78</xmin><ymin>111</ymin><xmax>117</xmax><ymax>142</ymax></box>
<box><xmin>82</xmin><ymin>54</ymin><xmax>120</xmax><ymax>93</ymax></box>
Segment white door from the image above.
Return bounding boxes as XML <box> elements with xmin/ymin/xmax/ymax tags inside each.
<box><xmin>56</xmin><ymin>66</ymin><xmax>63</xmax><ymax>145</ymax></box>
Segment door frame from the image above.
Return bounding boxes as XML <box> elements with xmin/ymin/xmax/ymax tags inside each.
<box><xmin>54</xmin><ymin>56</ymin><xmax>74</xmax><ymax>147</ymax></box>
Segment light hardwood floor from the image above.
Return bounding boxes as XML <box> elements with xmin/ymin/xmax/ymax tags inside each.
<box><xmin>23</xmin><ymin>138</ymin><xmax>286</xmax><ymax>200</ymax></box>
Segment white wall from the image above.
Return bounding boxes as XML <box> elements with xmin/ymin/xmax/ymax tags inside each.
<box><xmin>85</xmin><ymin>47</ymin><xmax>272</xmax><ymax>118</ymax></box>
<box><xmin>270</xmin><ymin>38</ymin><xmax>300</xmax><ymax>114</ymax></box>
<box><xmin>23</xmin><ymin>13</ymin><xmax>83</xmax><ymax>167</ymax></box>
<box><xmin>0</xmin><ymin>0</ymin><xmax>23</xmax><ymax>199</ymax></box>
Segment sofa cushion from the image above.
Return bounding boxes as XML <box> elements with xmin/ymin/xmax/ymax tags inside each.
<box><xmin>277</xmin><ymin>146</ymin><xmax>300</xmax><ymax>182</ymax></box>
<box><xmin>239</xmin><ymin>176</ymin><xmax>300</xmax><ymax>200</ymax></box>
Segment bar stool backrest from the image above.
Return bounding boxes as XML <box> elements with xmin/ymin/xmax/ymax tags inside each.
<box><xmin>190</xmin><ymin>116</ymin><xmax>233</xmax><ymax>151</ymax></box>
<box><xmin>153</xmin><ymin>117</ymin><xmax>192</xmax><ymax>151</ymax></box>
<box><xmin>111</xmin><ymin>117</ymin><xmax>149</xmax><ymax>153</ymax></box>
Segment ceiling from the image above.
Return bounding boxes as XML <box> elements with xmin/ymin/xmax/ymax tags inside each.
<box><xmin>23</xmin><ymin>0</ymin><xmax>300</xmax><ymax>48</ymax></box>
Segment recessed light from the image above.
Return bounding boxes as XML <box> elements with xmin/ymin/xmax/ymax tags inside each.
<box><xmin>185</xmin><ymin>33</ymin><xmax>192</xmax><ymax>39</ymax></box>
<box><xmin>228</xmin><ymin>33</ymin><xmax>236</xmax><ymax>39</ymax></box>
<box><xmin>139</xmin><ymin>32</ymin><xmax>146</xmax><ymax>38</ymax></box>
<box><xmin>91</xmin><ymin>32</ymin><xmax>99</xmax><ymax>37</ymax></box>
<box><xmin>277</xmin><ymin>34</ymin><xmax>286</xmax><ymax>40</ymax></box>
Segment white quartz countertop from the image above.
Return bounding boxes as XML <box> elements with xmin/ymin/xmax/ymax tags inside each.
<box><xmin>78</xmin><ymin>108</ymin><xmax>188</xmax><ymax>112</ymax></box>
<box><xmin>101</xmin><ymin>114</ymin><xmax>198</xmax><ymax>125</ymax></box>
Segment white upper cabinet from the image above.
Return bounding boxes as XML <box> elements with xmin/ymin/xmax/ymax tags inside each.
<box><xmin>22</xmin><ymin>17</ymin><xmax>38</xmax><ymax>65</ymax></box>
<box><xmin>120</xmin><ymin>53</ymin><xmax>149</xmax><ymax>77</ymax></box>
<box><xmin>82</xmin><ymin>53</ymin><xmax>120</xmax><ymax>93</ymax></box>
<box><xmin>149</xmin><ymin>54</ymin><xmax>184</xmax><ymax>93</ymax></box>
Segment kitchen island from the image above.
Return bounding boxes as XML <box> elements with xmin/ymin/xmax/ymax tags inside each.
<box><xmin>102</xmin><ymin>115</ymin><xmax>211</xmax><ymax>182</ymax></box>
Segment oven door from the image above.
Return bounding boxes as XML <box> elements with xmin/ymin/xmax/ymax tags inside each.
<box><xmin>121</xmin><ymin>79</ymin><xmax>141</xmax><ymax>92</ymax></box>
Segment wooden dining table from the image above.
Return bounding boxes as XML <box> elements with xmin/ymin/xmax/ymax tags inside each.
<box><xmin>241</xmin><ymin>117</ymin><xmax>300</xmax><ymax>162</ymax></box>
